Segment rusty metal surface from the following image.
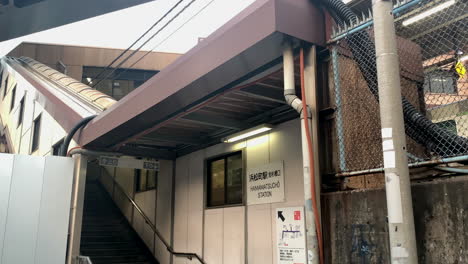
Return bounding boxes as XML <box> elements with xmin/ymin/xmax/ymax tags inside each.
<box><xmin>79</xmin><ymin>0</ymin><xmax>325</xmax><ymax>154</ymax></box>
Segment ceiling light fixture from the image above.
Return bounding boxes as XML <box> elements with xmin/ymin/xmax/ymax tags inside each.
<box><xmin>223</xmin><ymin>124</ymin><xmax>273</xmax><ymax>143</ymax></box>
<box><xmin>402</xmin><ymin>0</ymin><xmax>456</xmax><ymax>26</ymax></box>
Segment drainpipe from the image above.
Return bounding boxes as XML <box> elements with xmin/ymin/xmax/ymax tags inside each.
<box><xmin>283</xmin><ymin>41</ymin><xmax>322</xmax><ymax>264</ymax></box>
<box><xmin>373</xmin><ymin>0</ymin><xmax>418</xmax><ymax>263</ymax></box>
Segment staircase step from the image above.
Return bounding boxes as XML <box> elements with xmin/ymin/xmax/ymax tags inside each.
<box><xmin>80</xmin><ymin>182</ymin><xmax>158</xmax><ymax>264</ymax></box>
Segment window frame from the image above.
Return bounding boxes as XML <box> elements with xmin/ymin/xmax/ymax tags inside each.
<box><xmin>135</xmin><ymin>167</ymin><xmax>158</xmax><ymax>193</ymax></box>
<box><xmin>205</xmin><ymin>150</ymin><xmax>245</xmax><ymax>209</ymax></box>
<box><xmin>9</xmin><ymin>84</ymin><xmax>16</xmax><ymax>112</ymax></box>
<box><xmin>52</xmin><ymin>138</ymin><xmax>65</xmax><ymax>156</ymax></box>
<box><xmin>424</xmin><ymin>70</ymin><xmax>457</xmax><ymax>94</ymax></box>
<box><xmin>31</xmin><ymin>114</ymin><xmax>42</xmax><ymax>153</ymax></box>
<box><xmin>2</xmin><ymin>75</ymin><xmax>8</xmax><ymax>98</ymax></box>
<box><xmin>0</xmin><ymin>70</ymin><xmax>3</xmax><ymax>96</ymax></box>
<box><xmin>17</xmin><ymin>96</ymin><xmax>25</xmax><ymax>127</ymax></box>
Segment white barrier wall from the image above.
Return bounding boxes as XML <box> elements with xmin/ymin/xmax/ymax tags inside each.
<box><xmin>173</xmin><ymin>118</ymin><xmax>304</xmax><ymax>264</ymax></box>
<box><xmin>0</xmin><ymin>154</ymin><xmax>74</xmax><ymax>264</ymax></box>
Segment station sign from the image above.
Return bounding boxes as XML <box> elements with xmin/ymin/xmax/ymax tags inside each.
<box><xmin>246</xmin><ymin>162</ymin><xmax>285</xmax><ymax>205</ymax></box>
<box><xmin>276</xmin><ymin>207</ymin><xmax>307</xmax><ymax>264</ymax></box>
<box><xmin>99</xmin><ymin>156</ymin><xmax>159</xmax><ymax>170</ymax></box>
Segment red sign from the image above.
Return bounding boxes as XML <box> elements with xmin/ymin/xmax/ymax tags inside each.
<box><xmin>294</xmin><ymin>211</ymin><xmax>301</xmax><ymax>220</ymax></box>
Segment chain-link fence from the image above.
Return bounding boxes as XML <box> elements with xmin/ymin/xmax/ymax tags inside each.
<box><xmin>329</xmin><ymin>0</ymin><xmax>468</xmax><ymax>173</ymax></box>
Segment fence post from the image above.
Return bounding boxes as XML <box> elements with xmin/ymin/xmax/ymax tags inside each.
<box><xmin>372</xmin><ymin>0</ymin><xmax>418</xmax><ymax>263</ymax></box>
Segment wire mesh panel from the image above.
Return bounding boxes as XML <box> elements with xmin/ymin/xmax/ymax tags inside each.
<box><xmin>329</xmin><ymin>0</ymin><xmax>468</xmax><ymax>173</ymax></box>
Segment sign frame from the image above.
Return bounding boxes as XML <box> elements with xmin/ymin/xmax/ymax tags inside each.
<box><xmin>246</xmin><ymin>161</ymin><xmax>285</xmax><ymax>205</ymax></box>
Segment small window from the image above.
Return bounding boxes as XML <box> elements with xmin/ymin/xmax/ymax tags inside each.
<box><xmin>52</xmin><ymin>138</ymin><xmax>64</xmax><ymax>156</ymax></box>
<box><xmin>31</xmin><ymin>115</ymin><xmax>41</xmax><ymax>153</ymax></box>
<box><xmin>207</xmin><ymin>151</ymin><xmax>243</xmax><ymax>207</ymax></box>
<box><xmin>424</xmin><ymin>71</ymin><xmax>457</xmax><ymax>94</ymax></box>
<box><xmin>4</xmin><ymin>76</ymin><xmax>9</xmax><ymax>98</ymax></box>
<box><xmin>10</xmin><ymin>85</ymin><xmax>16</xmax><ymax>112</ymax></box>
<box><xmin>17</xmin><ymin>97</ymin><xmax>25</xmax><ymax>127</ymax></box>
<box><xmin>0</xmin><ymin>70</ymin><xmax>3</xmax><ymax>93</ymax></box>
<box><xmin>135</xmin><ymin>168</ymin><xmax>158</xmax><ymax>192</ymax></box>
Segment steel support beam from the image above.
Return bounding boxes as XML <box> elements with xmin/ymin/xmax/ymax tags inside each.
<box><xmin>180</xmin><ymin>112</ymin><xmax>244</xmax><ymax>130</ymax></box>
<box><xmin>238</xmin><ymin>85</ymin><xmax>286</xmax><ymax>103</ymax></box>
<box><xmin>142</xmin><ymin>133</ymin><xmax>202</xmax><ymax>145</ymax></box>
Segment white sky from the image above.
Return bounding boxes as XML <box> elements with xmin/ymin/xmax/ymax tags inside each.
<box><xmin>0</xmin><ymin>0</ymin><xmax>256</xmax><ymax>56</ymax></box>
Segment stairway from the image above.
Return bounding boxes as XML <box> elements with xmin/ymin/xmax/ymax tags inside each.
<box><xmin>80</xmin><ymin>182</ymin><xmax>158</xmax><ymax>264</ymax></box>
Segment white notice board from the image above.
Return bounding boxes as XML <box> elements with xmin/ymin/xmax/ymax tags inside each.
<box><xmin>276</xmin><ymin>207</ymin><xmax>307</xmax><ymax>264</ymax></box>
<box><xmin>246</xmin><ymin>162</ymin><xmax>285</xmax><ymax>205</ymax></box>
<box><xmin>99</xmin><ymin>156</ymin><xmax>159</xmax><ymax>170</ymax></box>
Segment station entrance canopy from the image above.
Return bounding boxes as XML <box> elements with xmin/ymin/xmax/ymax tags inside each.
<box><xmin>79</xmin><ymin>0</ymin><xmax>325</xmax><ymax>159</ymax></box>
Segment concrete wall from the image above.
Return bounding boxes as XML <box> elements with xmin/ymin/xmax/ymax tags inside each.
<box><xmin>173</xmin><ymin>118</ymin><xmax>304</xmax><ymax>264</ymax></box>
<box><xmin>0</xmin><ymin>62</ymin><xmax>78</xmax><ymax>156</ymax></box>
<box><xmin>323</xmin><ymin>176</ymin><xmax>468</xmax><ymax>263</ymax></box>
<box><xmin>8</xmin><ymin>42</ymin><xmax>180</xmax><ymax>80</ymax></box>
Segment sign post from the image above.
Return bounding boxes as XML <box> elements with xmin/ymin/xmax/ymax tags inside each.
<box><xmin>276</xmin><ymin>207</ymin><xmax>307</xmax><ymax>264</ymax></box>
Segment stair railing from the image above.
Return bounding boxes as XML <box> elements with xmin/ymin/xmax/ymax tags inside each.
<box><xmin>76</xmin><ymin>256</ymin><xmax>93</xmax><ymax>264</ymax></box>
<box><xmin>104</xmin><ymin>172</ymin><xmax>206</xmax><ymax>264</ymax></box>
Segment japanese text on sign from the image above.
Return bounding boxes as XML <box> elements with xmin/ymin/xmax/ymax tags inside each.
<box><xmin>276</xmin><ymin>207</ymin><xmax>307</xmax><ymax>264</ymax></box>
<box><xmin>246</xmin><ymin>162</ymin><xmax>285</xmax><ymax>205</ymax></box>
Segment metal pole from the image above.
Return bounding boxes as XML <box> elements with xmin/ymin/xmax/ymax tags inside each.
<box><xmin>66</xmin><ymin>154</ymin><xmax>88</xmax><ymax>264</ymax></box>
<box><xmin>372</xmin><ymin>0</ymin><xmax>418</xmax><ymax>263</ymax></box>
<box><xmin>283</xmin><ymin>42</ymin><xmax>320</xmax><ymax>264</ymax></box>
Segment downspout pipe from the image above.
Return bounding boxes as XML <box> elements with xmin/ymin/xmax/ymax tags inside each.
<box><xmin>283</xmin><ymin>42</ymin><xmax>322</xmax><ymax>264</ymax></box>
<box><xmin>59</xmin><ymin>115</ymin><xmax>97</xmax><ymax>157</ymax></box>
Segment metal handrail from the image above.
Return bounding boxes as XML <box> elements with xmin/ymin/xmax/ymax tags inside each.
<box><xmin>104</xmin><ymin>172</ymin><xmax>206</xmax><ymax>264</ymax></box>
<box><xmin>77</xmin><ymin>256</ymin><xmax>93</xmax><ymax>264</ymax></box>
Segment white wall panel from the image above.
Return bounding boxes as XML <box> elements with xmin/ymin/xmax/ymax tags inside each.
<box><xmin>273</xmin><ymin>120</ymin><xmax>304</xmax><ymax>203</ymax></box>
<box><xmin>135</xmin><ymin>190</ymin><xmax>156</xmax><ymax>223</ymax></box>
<box><xmin>0</xmin><ymin>154</ymin><xmax>14</xmax><ymax>261</ymax></box>
<box><xmin>223</xmin><ymin>207</ymin><xmax>245</xmax><ymax>264</ymax></box>
<box><xmin>187</xmin><ymin>150</ymin><xmax>204</xmax><ymax>256</ymax></box>
<box><xmin>1</xmin><ymin>155</ymin><xmax>44</xmax><ymax>264</ymax></box>
<box><xmin>204</xmin><ymin>209</ymin><xmax>224</xmax><ymax>264</ymax></box>
<box><xmin>247</xmin><ymin>204</ymin><xmax>273</xmax><ymax>264</ymax></box>
<box><xmin>35</xmin><ymin>156</ymin><xmax>74</xmax><ymax>264</ymax></box>
<box><xmin>18</xmin><ymin>127</ymin><xmax>31</xmax><ymax>155</ymax></box>
<box><xmin>135</xmin><ymin>189</ymin><xmax>156</xmax><ymax>252</ymax></box>
<box><xmin>156</xmin><ymin>160</ymin><xmax>173</xmax><ymax>262</ymax></box>
<box><xmin>173</xmin><ymin>155</ymin><xmax>189</xmax><ymax>264</ymax></box>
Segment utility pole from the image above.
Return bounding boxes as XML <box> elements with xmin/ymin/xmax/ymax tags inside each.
<box><xmin>372</xmin><ymin>0</ymin><xmax>418</xmax><ymax>263</ymax></box>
